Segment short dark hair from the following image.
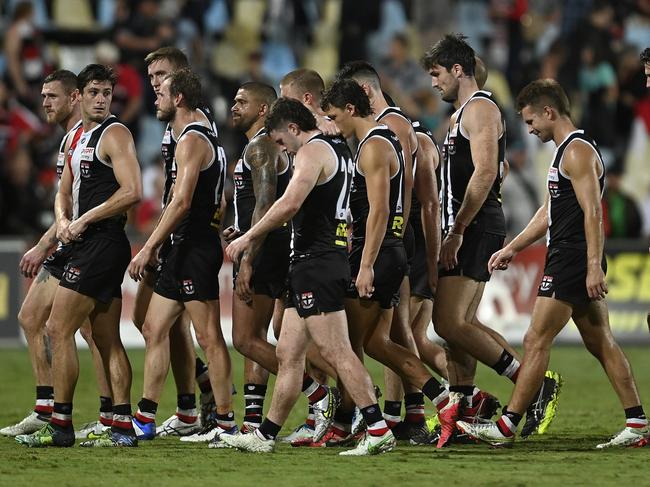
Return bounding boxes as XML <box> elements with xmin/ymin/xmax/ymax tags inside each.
<box><xmin>516</xmin><ymin>79</ymin><xmax>571</xmax><ymax>117</ymax></box>
<box><xmin>265</xmin><ymin>97</ymin><xmax>318</xmax><ymax>133</ymax></box>
<box><xmin>43</xmin><ymin>70</ymin><xmax>77</xmax><ymax>94</ymax></box>
<box><xmin>280</xmin><ymin>69</ymin><xmax>325</xmax><ymax>101</ymax></box>
<box><xmin>240</xmin><ymin>81</ymin><xmax>277</xmax><ymax>108</ymax></box>
<box><xmin>321</xmin><ymin>78</ymin><xmax>372</xmax><ymax>117</ymax></box>
<box><xmin>336</xmin><ymin>61</ymin><xmax>381</xmax><ymax>90</ymax></box>
<box><xmin>168</xmin><ymin>68</ymin><xmax>202</xmax><ymax>110</ymax></box>
<box><xmin>421</xmin><ymin>33</ymin><xmax>476</xmax><ymax>76</ymax></box>
<box><xmin>641</xmin><ymin>48</ymin><xmax>650</xmax><ymax>65</ymax></box>
<box><xmin>144</xmin><ymin>46</ymin><xmax>190</xmax><ymax>70</ymax></box>
<box><xmin>77</xmin><ymin>64</ymin><xmax>117</xmax><ymax>92</ymax></box>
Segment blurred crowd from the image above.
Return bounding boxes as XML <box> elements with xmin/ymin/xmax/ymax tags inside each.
<box><xmin>1</xmin><ymin>0</ymin><xmax>649</xmax><ymax>241</ymax></box>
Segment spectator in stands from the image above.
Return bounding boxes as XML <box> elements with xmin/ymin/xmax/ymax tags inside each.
<box><xmin>95</xmin><ymin>41</ymin><xmax>144</xmax><ymax>141</ymax></box>
<box><xmin>603</xmin><ymin>165</ymin><xmax>643</xmax><ymax>239</ymax></box>
<box><xmin>3</xmin><ymin>1</ymin><xmax>52</xmax><ymax>111</ymax></box>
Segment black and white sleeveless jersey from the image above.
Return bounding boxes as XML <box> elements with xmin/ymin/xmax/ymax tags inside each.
<box><xmin>411</xmin><ymin>120</ymin><xmax>441</xmax><ymax>233</ymax></box>
<box><xmin>161</xmin><ymin>106</ymin><xmax>218</xmax><ymax>208</ymax></box>
<box><xmin>233</xmin><ymin>128</ymin><xmax>291</xmax><ymax>234</ymax></box>
<box><xmin>169</xmin><ymin>123</ymin><xmax>226</xmax><ymax>241</ymax></box>
<box><xmin>292</xmin><ymin>134</ymin><xmax>353</xmax><ymax>257</ymax></box>
<box><xmin>350</xmin><ymin>125</ymin><xmax>405</xmax><ymax>245</ymax></box>
<box><xmin>546</xmin><ymin>130</ymin><xmax>604</xmax><ymax>249</ymax></box>
<box><xmin>375</xmin><ymin>106</ymin><xmax>418</xmax><ymax>167</ymax></box>
<box><xmin>69</xmin><ymin>115</ymin><xmax>127</xmax><ymax>230</ymax></box>
<box><xmin>440</xmin><ymin>90</ymin><xmax>506</xmax><ymax>235</ymax></box>
<box><xmin>57</xmin><ymin>120</ymin><xmax>82</xmax><ymax>179</ymax></box>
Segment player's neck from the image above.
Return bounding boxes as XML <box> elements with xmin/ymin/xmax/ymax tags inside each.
<box><xmin>354</xmin><ymin>116</ymin><xmax>380</xmax><ymax>140</ymax></box>
<box><xmin>552</xmin><ymin>118</ymin><xmax>578</xmax><ymax>146</ymax></box>
<box><xmin>300</xmin><ymin>129</ymin><xmax>321</xmax><ymax>144</ymax></box>
<box><xmin>371</xmin><ymin>95</ymin><xmax>389</xmax><ymax>115</ymax></box>
<box><xmin>82</xmin><ymin>114</ymin><xmax>109</xmax><ymax>132</ymax></box>
<box><xmin>60</xmin><ymin>109</ymin><xmax>81</xmax><ymax>133</ymax></box>
<box><xmin>170</xmin><ymin>107</ymin><xmax>198</xmax><ymax>138</ymax></box>
<box><xmin>246</xmin><ymin>118</ymin><xmax>266</xmax><ymax>140</ymax></box>
<box><xmin>456</xmin><ymin>78</ymin><xmax>480</xmax><ymax>107</ymax></box>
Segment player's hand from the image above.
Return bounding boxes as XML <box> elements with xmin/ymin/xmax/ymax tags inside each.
<box><xmin>234</xmin><ymin>258</ymin><xmax>254</xmax><ymax>304</ymax></box>
<box><xmin>226</xmin><ymin>234</ymin><xmax>251</xmax><ymax>263</ymax></box>
<box><xmin>586</xmin><ymin>264</ymin><xmax>608</xmax><ymax>300</ymax></box>
<box><xmin>315</xmin><ymin>114</ymin><xmax>341</xmax><ymax>136</ymax></box>
<box><xmin>355</xmin><ymin>265</ymin><xmax>375</xmax><ymax>298</ymax></box>
<box><xmin>488</xmin><ymin>245</ymin><xmax>516</xmax><ymax>273</ymax></box>
<box><xmin>56</xmin><ymin>218</ymin><xmax>73</xmax><ymax>244</ymax></box>
<box><xmin>19</xmin><ymin>243</ymin><xmax>49</xmax><ymax>278</ymax></box>
<box><xmin>223</xmin><ymin>225</ymin><xmax>243</xmax><ymax>244</ymax></box>
<box><xmin>128</xmin><ymin>245</ymin><xmax>157</xmax><ymax>282</ymax></box>
<box><xmin>440</xmin><ymin>233</ymin><xmax>462</xmax><ymax>270</ymax></box>
<box><xmin>67</xmin><ymin>217</ymin><xmax>89</xmax><ymax>242</ymax></box>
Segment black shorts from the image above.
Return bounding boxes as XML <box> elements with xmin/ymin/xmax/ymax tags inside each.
<box><xmin>155</xmin><ymin>239</ymin><xmax>223</xmax><ymax>302</ymax></box>
<box><xmin>537</xmin><ymin>246</ymin><xmax>607</xmax><ymax>306</ymax></box>
<box><xmin>403</xmin><ymin>223</ymin><xmax>415</xmax><ymax>276</ymax></box>
<box><xmin>58</xmin><ymin>233</ymin><xmax>130</xmax><ymax>303</ymax></box>
<box><xmin>438</xmin><ymin>219</ymin><xmax>505</xmax><ymax>282</ymax></box>
<box><xmin>286</xmin><ymin>251</ymin><xmax>350</xmax><ymax>318</ymax></box>
<box><xmin>42</xmin><ymin>242</ymin><xmax>73</xmax><ymax>281</ymax></box>
<box><xmin>409</xmin><ymin>224</ymin><xmax>433</xmax><ymax>299</ymax></box>
<box><xmin>347</xmin><ymin>241</ymin><xmax>407</xmax><ymax>309</ymax></box>
<box><xmin>145</xmin><ymin>238</ymin><xmax>172</xmax><ymax>277</ymax></box>
<box><xmin>233</xmin><ymin>233</ymin><xmax>289</xmax><ymax>299</ymax></box>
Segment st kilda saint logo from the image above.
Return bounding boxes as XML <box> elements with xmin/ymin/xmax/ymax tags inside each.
<box><xmin>64</xmin><ymin>265</ymin><xmax>81</xmax><ymax>283</ymax></box>
<box><xmin>540</xmin><ymin>275</ymin><xmax>554</xmax><ymax>292</ymax></box>
<box><xmin>299</xmin><ymin>291</ymin><xmax>314</xmax><ymax>310</ymax></box>
<box><xmin>182</xmin><ymin>279</ymin><xmax>195</xmax><ymax>295</ymax></box>
<box><xmin>81</xmin><ymin>161</ymin><xmax>91</xmax><ymax>178</ymax></box>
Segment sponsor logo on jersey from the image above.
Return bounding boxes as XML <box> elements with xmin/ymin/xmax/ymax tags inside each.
<box><xmin>64</xmin><ymin>265</ymin><xmax>81</xmax><ymax>283</ymax></box>
<box><xmin>182</xmin><ymin>279</ymin><xmax>195</xmax><ymax>295</ymax></box>
<box><xmin>80</xmin><ymin>147</ymin><xmax>94</xmax><ymax>161</ymax></box>
<box><xmin>548</xmin><ymin>166</ymin><xmax>559</xmax><ymax>182</ymax></box>
<box><xmin>548</xmin><ymin>182</ymin><xmax>559</xmax><ymax>198</ymax></box>
<box><xmin>162</xmin><ymin>130</ymin><xmax>172</xmax><ymax>144</ymax></box>
<box><xmin>540</xmin><ymin>275</ymin><xmax>554</xmax><ymax>292</ymax></box>
<box><xmin>56</xmin><ymin>153</ymin><xmax>65</xmax><ymax>176</ymax></box>
<box><xmin>299</xmin><ymin>291</ymin><xmax>314</xmax><ymax>309</ymax></box>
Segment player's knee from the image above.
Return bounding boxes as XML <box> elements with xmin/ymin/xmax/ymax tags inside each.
<box><xmin>522</xmin><ymin>329</ymin><xmax>548</xmax><ymax>354</ymax></box>
<box><xmin>141</xmin><ymin>320</ymin><xmax>164</xmax><ymax>346</ymax></box>
<box><xmin>194</xmin><ymin>330</ymin><xmax>217</xmax><ymax>353</ymax></box>
<box><xmin>79</xmin><ymin>324</ymin><xmax>94</xmax><ymax>344</ymax></box>
<box><xmin>276</xmin><ymin>344</ymin><xmax>300</xmax><ymax>370</ymax></box>
<box><xmin>232</xmin><ymin>329</ymin><xmax>252</xmax><ymax>357</ymax></box>
<box><xmin>17</xmin><ymin>304</ymin><xmax>40</xmax><ymax>335</ymax></box>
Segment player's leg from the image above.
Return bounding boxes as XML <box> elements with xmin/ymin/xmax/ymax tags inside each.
<box><xmin>16</xmin><ymin>286</ymin><xmax>95</xmax><ymax>447</ymax></box>
<box><xmin>2</xmin><ymin>270</ymin><xmax>58</xmax><ymax>436</ymax></box>
<box><xmin>574</xmin><ymin>300</ymin><xmax>648</xmax><ymax>448</ymax></box>
<box><xmin>133</xmin><ymin>293</ymin><xmax>184</xmax><ymax>439</ymax></box>
<box><xmin>457</xmin><ymin>297</ymin><xmax>570</xmax><ymax>445</ymax></box>
<box><xmin>76</xmin><ymin>320</ymin><xmax>114</xmax><ymax>439</ymax></box>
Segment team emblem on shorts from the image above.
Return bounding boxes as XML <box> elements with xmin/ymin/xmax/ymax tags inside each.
<box><xmin>64</xmin><ymin>266</ymin><xmax>81</xmax><ymax>283</ymax></box>
<box><xmin>182</xmin><ymin>279</ymin><xmax>195</xmax><ymax>295</ymax></box>
<box><xmin>540</xmin><ymin>275</ymin><xmax>554</xmax><ymax>292</ymax></box>
<box><xmin>299</xmin><ymin>291</ymin><xmax>314</xmax><ymax>309</ymax></box>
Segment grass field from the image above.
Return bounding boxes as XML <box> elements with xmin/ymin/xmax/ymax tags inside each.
<box><xmin>0</xmin><ymin>345</ymin><xmax>649</xmax><ymax>486</ymax></box>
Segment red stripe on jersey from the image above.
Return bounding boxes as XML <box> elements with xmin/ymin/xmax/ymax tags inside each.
<box><xmin>66</xmin><ymin>126</ymin><xmax>84</xmax><ymax>172</ymax></box>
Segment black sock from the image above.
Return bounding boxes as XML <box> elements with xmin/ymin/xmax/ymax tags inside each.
<box><xmin>51</xmin><ymin>402</ymin><xmax>73</xmax><ymax>430</ymax></box>
<box><xmin>112</xmin><ymin>403</ymin><xmax>135</xmax><ymax>435</ymax></box>
<box><xmin>492</xmin><ymin>350</ymin><xmax>519</xmax><ymax>380</ymax></box>
<box><xmin>624</xmin><ymin>406</ymin><xmax>646</xmax><ymax>419</ymax></box>
<box><xmin>360</xmin><ymin>404</ymin><xmax>385</xmax><ymax>429</ymax></box>
<box><xmin>177</xmin><ymin>394</ymin><xmax>196</xmax><ymax>411</ymax></box>
<box><xmin>138</xmin><ymin>398</ymin><xmax>158</xmax><ymax>415</ymax></box>
<box><xmin>244</xmin><ymin>383</ymin><xmax>267</xmax><ymax>425</ymax></box>
<box><xmin>35</xmin><ymin>386</ymin><xmax>53</xmax><ymax>417</ymax></box>
<box><xmin>36</xmin><ymin>386</ymin><xmax>54</xmax><ymax>400</ymax></box>
<box><xmin>404</xmin><ymin>392</ymin><xmax>426</xmax><ymax>424</ymax></box>
<box><xmin>257</xmin><ymin>418</ymin><xmax>281</xmax><ymax>440</ymax></box>
<box><xmin>497</xmin><ymin>409</ymin><xmax>522</xmax><ymax>436</ymax></box>
<box><xmin>421</xmin><ymin>377</ymin><xmax>445</xmax><ymax>402</ymax></box>
<box><xmin>383</xmin><ymin>400</ymin><xmax>402</xmax><ymax>418</ymax></box>
<box><xmin>99</xmin><ymin>396</ymin><xmax>113</xmax><ymax>413</ymax></box>
<box><xmin>195</xmin><ymin>357</ymin><xmax>208</xmax><ymax>378</ymax></box>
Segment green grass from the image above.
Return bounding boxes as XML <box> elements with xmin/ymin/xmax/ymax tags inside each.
<box><xmin>1</xmin><ymin>346</ymin><xmax>649</xmax><ymax>486</ymax></box>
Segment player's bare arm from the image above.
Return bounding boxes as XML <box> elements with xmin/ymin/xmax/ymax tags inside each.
<box><xmin>562</xmin><ymin>140</ymin><xmax>607</xmax><ymax>300</ymax></box>
<box><xmin>20</xmin><ymin>221</ymin><xmax>59</xmax><ymax>278</ymax></box>
<box><xmin>357</xmin><ymin>138</ymin><xmax>392</xmax><ymax>298</ymax></box>
<box><xmin>54</xmin><ymin>154</ymin><xmax>75</xmax><ymax>244</ymax></box>
<box><xmin>128</xmin><ymin>133</ymin><xmax>206</xmax><ymax>280</ymax></box>
<box><xmin>414</xmin><ymin>132</ymin><xmax>441</xmax><ymax>294</ymax></box>
<box><xmin>440</xmin><ymin>99</ymin><xmax>501</xmax><ymax>270</ymax></box>
<box><xmin>67</xmin><ymin>124</ymin><xmax>142</xmax><ymax>238</ymax></box>
<box><xmin>227</xmin><ymin>142</ymin><xmax>325</xmax><ymax>263</ymax></box>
